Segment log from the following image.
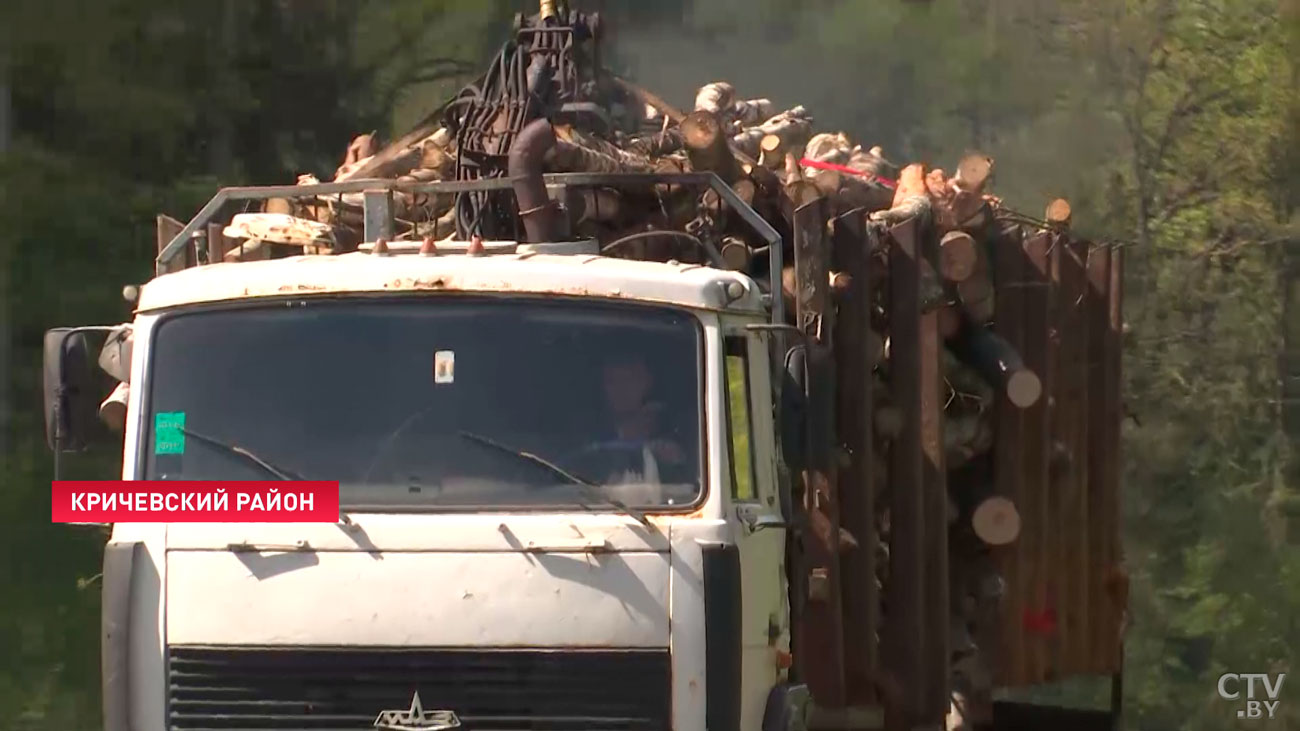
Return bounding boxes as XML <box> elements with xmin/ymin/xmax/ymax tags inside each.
<box><xmin>759</xmin><ymin>134</ymin><xmax>785</xmax><ymax>169</ymax></box>
<box><xmin>341</xmin><ymin>132</ymin><xmax>379</xmax><ymax>169</ymax></box>
<box><xmin>565</xmin><ymin>127</ymin><xmax>654</xmax><ymax>170</ymax></box>
<box><xmin>847</xmin><ymin>146</ymin><xmax>897</xmax><ymax>183</ymax></box>
<box><xmin>720</xmin><ymin>236</ymin><xmax>753</xmax><ymax>271</ymax></box>
<box><xmin>954</xmin><ymin>154</ymin><xmax>994</xmax><ymax>194</ymax></box>
<box><xmin>694</xmin><ymin>82</ymin><xmax>736</xmax><ymax>114</ymax></box>
<box><xmin>781</xmin><ymin>265</ymin><xmax>858</xmax><ymax>306</ymax></box>
<box><xmin>681</xmin><ymin>110</ymin><xmax>744</xmax><ymax>183</ymax></box>
<box><xmin>891</xmin><ymin>163</ymin><xmax>928</xmax><ymax>206</ymax></box>
<box><xmin>336</xmin><ymin>144</ymin><xmax>421</xmax><ymax>182</ymax></box>
<box><xmin>568</xmin><ymin>187</ymin><xmax>623</xmax><ymax>225</ymax></box>
<box><xmin>1046</xmin><ymin>198</ymin><xmax>1072</xmax><ymax>228</ymax></box>
<box><xmin>949</xmin><ymin>323</ymin><xmax>1042</xmax><ymax>409</ymax></box>
<box><xmin>786</xmin><ymin>180</ymin><xmax>823</xmax><ymax>208</ymax></box>
<box><xmin>804</xmin><ymin>132</ymin><xmax>852</xmax><ymax>166</ymax></box>
<box><xmin>956</xmin><ymin>242</ymin><xmax>995</xmax><ymax>324</ymax></box>
<box><xmin>870</xmin><ymin>194</ymin><xmax>930</xmax><ymax>226</ymax></box>
<box><xmin>837</xmin><ymin>175</ymin><xmax>893</xmax><ymax>212</ymax></box>
<box><xmin>925</xmin><ymin>168</ymin><xmax>950</xmax><ymax>199</ymax></box>
<box><xmin>418</xmin><ymin>142</ymin><xmax>454</xmax><ymax>178</ymax></box>
<box><xmin>732</xmin><ymin>177</ymin><xmax>758</xmax><ymax>207</ymax></box>
<box><xmin>971</xmin><ymin>496</ymin><xmax>1020</xmax><ymax>546</ymax></box>
<box><xmin>223</xmin><ymin>238</ymin><xmax>270</xmax><ymax>262</ymax></box>
<box><xmin>957</xmin><ymin>198</ymin><xmax>995</xmax><ymax>234</ymax></box>
<box><xmin>732</xmin><ymin>128</ymin><xmax>767</xmax><ymax>158</ymax></box>
<box><xmin>783</xmin><ymin>152</ymin><xmax>804</xmax><ymax>185</ymax></box>
<box><xmin>731</xmin><ymin>98</ymin><xmax>776</xmax><ymax>126</ymax></box>
<box><xmin>738</xmin><ymin>112</ymin><xmax>813</xmax><ymax>159</ymax></box>
<box><xmin>628</xmin><ymin>128</ymin><xmax>684</xmax><ymax>157</ymax></box>
<box><xmin>812</xmin><ymin>169</ymin><xmax>842</xmax><ymax>198</ymax></box>
<box><xmin>549</xmin><ymin>139</ymin><xmax>650</xmax><ymax>174</ymax></box>
<box><xmin>939</xmin><ymin>231</ymin><xmax>978</xmax><ymax>283</ymax></box>
<box><xmin>745</xmin><ymin>163</ymin><xmax>784</xmax><ymax>199</ymax></box>
<box><xmin>613</xmin><ymin>75</ymin><xmax>687</xmax><ymax>123</ymax></box>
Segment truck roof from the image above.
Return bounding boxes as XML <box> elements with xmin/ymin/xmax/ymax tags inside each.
<box><xmin>135</xmin><ymin>250</ymin><xmax>767</xmax><ymax>315</ymax></box>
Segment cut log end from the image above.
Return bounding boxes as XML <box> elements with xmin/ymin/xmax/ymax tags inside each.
<box><xmin>785</xmin><ymin>181</ymin><xmax>822</xmax><ymax>208</ymax></box>
<box><xmin>940</xmin><ymin>230</ymin><xmax>978</xmax><ymax>283</ymax></box>
<box><xmin>720</xmin><ymin>238</ymin><xmax>752</xmax><ymax>271</ymax></box>
<box><xmin>1006</xmin><ymin>369</ymin><xmax>1043</xmax><ymax>409</ymax></box>
<box><xmin>681</xmin><ymin>111</ymin><xmax>724</xmax><ymax>149</ymax></box>
<box><xmin>1046</xmin><ymin>198</ymin><xmax>1073</xmax><ymax>227</ymax></box>
<box><xmin>955</xmin><ymin>154</ymin><xmax>994</xmax><ymax>193</ymax></box>
<box><xmin>972</xmin><ymin>496</ymin><xmax>1021</xmax><ymax>546</ymax></box>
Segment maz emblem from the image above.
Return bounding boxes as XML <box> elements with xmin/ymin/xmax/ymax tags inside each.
<box><xmin>373</xmin><ymin>692</ymin><xmax>462</xmax><ymax>731</ymax></box>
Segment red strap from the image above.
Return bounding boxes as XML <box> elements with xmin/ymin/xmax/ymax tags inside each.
<box><xmin>800</xmin><ymin>157</ymin><xmax>897</xmax><ymax>189</ymax></box>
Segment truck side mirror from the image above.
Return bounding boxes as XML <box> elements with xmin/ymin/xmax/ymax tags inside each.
<box><xmin>43</xmin><ymin>328</ymin><xmax>106</xmax><ymax>452</ymax></box>
<box><xmin>779</xmin><ymin>345</ymin><xmax>808</xmax><ymax>474</ymax></box>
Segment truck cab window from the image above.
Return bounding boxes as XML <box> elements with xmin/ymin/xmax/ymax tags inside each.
<box><xmin>724</xmin><ymin>335</ymin><xmax>756</xmax><ymax>502</ymax></box>
<box><xmin>142</xmin><ymin>297</ymin><xmax>705</xmax><ymax>511</ymax></box>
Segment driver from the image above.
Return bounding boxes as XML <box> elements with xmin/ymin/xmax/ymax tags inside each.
<box><xmin>600</xmin><ymin>356</ymin><xmax>686</xmax><ymax>469</ymax></box>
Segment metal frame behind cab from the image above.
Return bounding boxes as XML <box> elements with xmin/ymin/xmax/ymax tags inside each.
<box><xmin>155</xmin><ymin>172</ymin><xmax>786</xmax><ymax>326</ymax></box>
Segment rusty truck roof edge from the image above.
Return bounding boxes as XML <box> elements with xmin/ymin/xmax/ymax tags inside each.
<box><xmin>135</xmin><ymin>251</ymin><xmax>767</xmax><ymax>315</ymax></box>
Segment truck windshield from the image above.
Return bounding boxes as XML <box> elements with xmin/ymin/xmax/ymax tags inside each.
<box><xmin>142</xmin><ymin>297</ymin><xmax>704</xmax><ymax>511</ymax></box>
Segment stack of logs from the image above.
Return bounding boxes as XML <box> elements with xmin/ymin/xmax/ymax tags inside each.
<box><xmin>219</xmin><ymin>78</ymin><xmax>1123</xmax><ymax>728</ymax></box>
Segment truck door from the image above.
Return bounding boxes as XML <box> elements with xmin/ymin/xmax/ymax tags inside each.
<box><xmin>722</xmin><ymin>331</ymin><xmax>790</xmax><ymax>728</ymax></box>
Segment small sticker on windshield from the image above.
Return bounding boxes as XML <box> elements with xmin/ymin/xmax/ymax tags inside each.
<box><xmin>154</xmin><ymin>412</ymin><xmax>186</xmax><ymax>455</ymax></box>
<box><xmin>433</xmin><ymin>351</ymin><xmax>455</xmax><ymax>384</ymax></box>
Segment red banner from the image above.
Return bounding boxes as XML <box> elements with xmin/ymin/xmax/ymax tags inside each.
<box><xmin>51</xmin><ymin>481</ymin><xmax>341</xmax><ymax>523</ymax></box>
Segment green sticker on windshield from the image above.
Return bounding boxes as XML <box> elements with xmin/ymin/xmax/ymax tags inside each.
<box><xmin>154</xmin><ymin>412</ymin><xmax>186</xmax><ymax>455</ymax></box>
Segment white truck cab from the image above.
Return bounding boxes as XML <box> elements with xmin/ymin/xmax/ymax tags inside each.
<box><xmin>72</xmin><ymin>244</ymin><xmax>806</xmax><ymax>731</ymax></box>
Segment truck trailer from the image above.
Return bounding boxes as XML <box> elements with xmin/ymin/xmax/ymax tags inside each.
<box><xmin>42</xmin><ymin>4</ymin><xmax>1127</xmax><ymax>730</ymax></box>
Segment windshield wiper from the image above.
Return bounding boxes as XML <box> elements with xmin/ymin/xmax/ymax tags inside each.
<box><xmin>180</xmin><ymin>428</ymin><xmax>302</xmax><ymax>481</ymax></box>
<box><xmin>457</xmin><ymin>431</ymin><xmax>653</xmax><ymax>528</ymax></box>
<box><xmin>179</xmin><ymin>427</ymin><xmax>355</xmax><ymax>526</ymax></box>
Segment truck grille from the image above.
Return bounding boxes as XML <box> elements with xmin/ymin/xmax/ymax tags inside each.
<box><xmin>167</xmin><ymin>646</ymin><xmax>671</xmax><ymax>731</ymax></box>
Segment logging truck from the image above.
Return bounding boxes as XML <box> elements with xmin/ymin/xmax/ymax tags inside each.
<box><xmin>43</xmin><ymin>4</ymin><xmax>1127</xmax><ymax>731</ymax></box>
